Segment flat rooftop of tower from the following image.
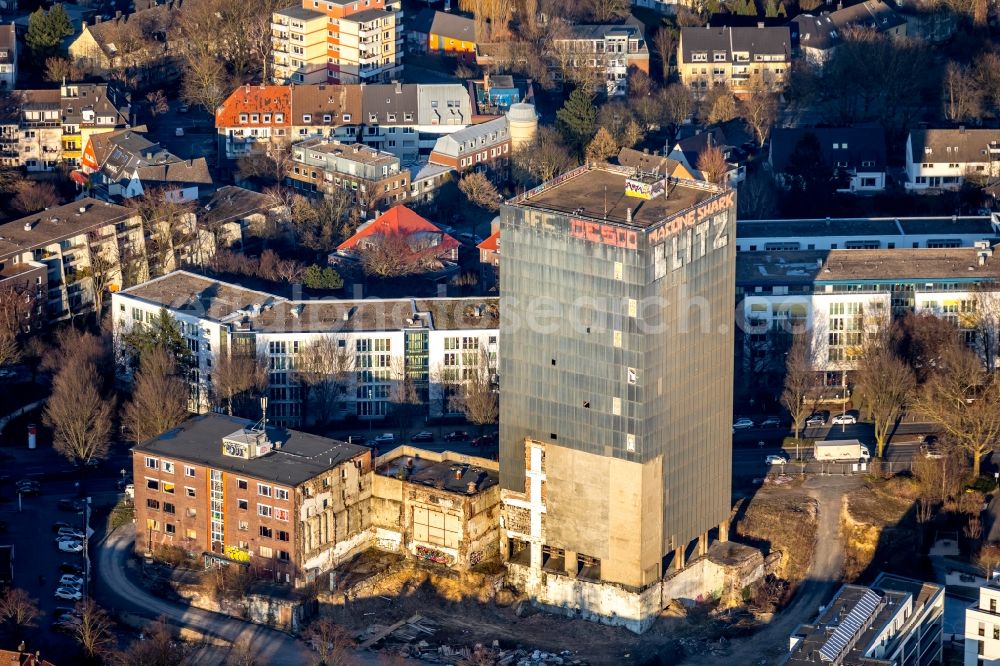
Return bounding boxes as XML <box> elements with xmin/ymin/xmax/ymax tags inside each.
<box><xmin>511</xmin><ymin>164</ymin><xmax>725</xmax><ymax>229</ymax></box>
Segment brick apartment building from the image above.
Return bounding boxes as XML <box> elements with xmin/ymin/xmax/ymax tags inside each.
<box><xmin>286</xmin><ymin>136</ymin><xmax>410</xmax><ymax>209</ymax></box>
<box><xmin>133</xmin><ymin>413</ymin><xmax>372</xmax><ymax>584</ymax></box>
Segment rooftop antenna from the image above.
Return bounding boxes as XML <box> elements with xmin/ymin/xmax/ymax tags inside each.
<box><xmin>252</xmin><ymin>396</ymin><xmax>268</xmax><ymax>433</ymax></box>
<box><xmin>604</xmin><ymin>185</ymin><xmax>608</xmax><ymax>217</ymax></box>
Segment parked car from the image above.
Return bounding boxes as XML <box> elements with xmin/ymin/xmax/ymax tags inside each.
<box><xmin>805</xmin><ymin>413</ymin><xmax>826</xmax><ymax>427</ymax></box>
<box><xmin>765</xmin><ymin>454</ymin><xmax>788</xmax><ymax>465</ymax></box>
<box><xmin>759</xmin><ymin>416</ymin><xmax>782</xmax><ymax>428</ymax></box>
<box><xmin>57</xmin><ymin>499</ymin><xmax>84</xmax><ymax>512</ymax></box>
<box><xmin>52</xmin><ymin>606</ymin><xmax>78</xmax><ymax>620</ymax></box>
<box><xmin>59</xmin><ymin>574</ymin><xmax>84</xmax><ymax>587</ymax></box>
<box><xmin>444</xmin><ymin>431</ymin><xmax>469</xmax><ymax>442</ymax></box>
<box><xmin>52</xmin><ymin>521</ymin><xmax>72</xmax><ymax>533</ymax></box>
<box><xmin>59</xmin><ymin>562</ymin><xmax>84</xmax><ymax>575</ymax></box>
<box><xmin>921</xmin><ymin>445</ymin><xmax>944</xmax><ymax>459</ymax></box>
<box><xmin>58</xmin><ymin>540</ymin><xmax>84</xmax><ymax>553</ymax></box>
<box><xmin>346</xmin><ymin>435</ymin><xmax>367</xmax><ymax>446</ymax></box>
<box><xmin>472</xmin><ymin>434</ymin><xmax>496</xmax><ymax>447</ymax></box>
<box><xmin>178</xmin><ymin>103</ymin><xmax>190</xmax><ymax>112</ymax></box>
<box><xmin>831</xmin><ymin>414</ymin><xmax>857</xmax><ymax>425</ymax></box>
<box><xmin>57</xmin><ymin>527</ymin><xmax>85</xmax><ymax>540</ymax></box>
<box><xmin>410</xmin><ymin>432</ymin><xmax>434</xmax><ymax>443</ymax></box>
<box><xmin>731</xmin><ymin>418</ymin><xmax>754</xmax><ymax>430</ymax></box>
<box><xmin>921</xmin><ymin>434</ymin><xmax>939</xmax><ymax>446</ymax></box>
<box><xmin>15</xmin><ymin>480</ymin><xmax>39</xmax><ymax>495</ymax></box>
<box><xmin>51</xmin><ymin>616</ymin><xmax>81</xmax><ymax>632</ymax></box>
<box><xmin>175</xmin><ymin>127</ymin><xmax>185</xmax><ymax>136</ymax></box>
<box><xmin>373</xmin><ymin>433</ymin><xmax>395</xmax><ymax>444</ymax></box>
<box><xmin>54</xmin><ymin>587</ymin><xmax>82</xmax><ymax>601</ymax></box>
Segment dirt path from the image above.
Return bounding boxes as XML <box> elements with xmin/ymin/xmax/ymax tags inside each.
<box><xmin>681</xmin><ymin>475</ymin><xmax>863</xmax><ymax>666</ymax></box>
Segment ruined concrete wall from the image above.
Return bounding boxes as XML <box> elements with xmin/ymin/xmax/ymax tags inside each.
<box><xmin>464</xmin><ymin>485</ymin><xmax>501</xmax><ymax>568</ymax></box>
<box><xmin>297</xmin><ymin>456</ymin><xmax>373</xmax><ymax>576</ymax></box>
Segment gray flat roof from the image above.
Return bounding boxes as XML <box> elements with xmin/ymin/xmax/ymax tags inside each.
<box><xmin>514</xmin><ymin>165</ymin><xmax>724</xmax><ymax>229</ymax></box>
<box><xmin>275</xmin><ymin>5</ymin><xmax>325</xmax><ymax>19</ymax></box>
<box><xmin>0</xmin><ymin>199</ymin><xmax>135</xmax><ymax>258</ymax></box>
<box><xmin>375</xmin><ymin>455</ymin><xmax>499</xmax><ymax>495</ymax></box>
<box><xmin>133</xmin><ymin>414</ymin><xmax>368</xmax><ymax>487</ymax></box>
<box><xmin>737</xmin><ymin>216</ymin><xmax>996</xmax><ymax>239</ymax></box>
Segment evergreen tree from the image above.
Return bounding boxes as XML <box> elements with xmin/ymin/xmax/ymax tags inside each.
<box><xmin>765</xmin><ymin>0</ymin><xmax>779</xmax><ymax>17</ymax></box>
<box><xmin>556</xmin><ymin>87</ymin><xmax>597</xmax><ymax>158</ymax></box>
<box><xmin>585</xmin><ymin>127</ymin><xmax>619</xmax><ymax>163</ymax></box>
<box><xmin>743</xmin><ymin>0</ymin><xmax>759</xmax><ymax>15</ymax></box>
<box><xmin>25</xmin><ymin>4</ymin><xmax>73</xmax><ymax>63</ymax></box>
<box><xmin>122</xmin><ymin>308</ymin><xmax>192</xmax><ymax>368</ymax></box>
<box><xmin>784</xmin><ymin>132</ymin><xmax>833</xmax><ymax>214</ymax></box>
<box><xmin>777</xmin><ymin>1</ymin><xmax>787</xmax><ymax>16</ymax></box>
<box><xmin>303</xmin><ymin>265</ymin><xmax>344</xmax><ymax>290</ymax></box>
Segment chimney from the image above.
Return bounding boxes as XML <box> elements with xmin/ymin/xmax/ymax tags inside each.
<box><xmin>626</xmin><ymin>208</ymin><xmax>632</xmax><ymax>223</ymax></box>
<box><xmin>394</xmin><ymin>81</ymin><xmax>402</xmax><ymax>94</ymax></box>
<box><xmin>115</xmin><ymin>10</ymin><xmax>122</xmax><ymax>18</ymax></box>
<box><xmin>406</xmin><ymin>457</ymin><xmax>414</xmax><ymax>468</ymax></box>
<box><xmin>959</xmin><ymin>125</ymin><xmax>966</xmax><ymax>133</ymax></box>
<box><xmin>466</xmin><ymin>481</ymin><xmax>477</xmax><ymax>493</ymax></box>
<box><xmin>757</xmin><ymin>21</ymin><xmax>764</xmax><ymax>28</ymax></box>
<box><xmin>454</xmin><ymin>468</ymin><xmax>463</xmax><ymax>480</ymax></box>
<box><xmin>78</xmin><ymin>205</ymin><xmax>86</xmax><ymax>214</ymax></box>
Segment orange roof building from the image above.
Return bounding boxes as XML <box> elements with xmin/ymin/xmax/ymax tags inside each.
<box><xmin>337</xmin><ymin>206</ymin><xmax>460</xmax><ymax>263</ymax></box>
<box><xmin>216</xmin><ymin>85</ymin><xmax>292</xmax><ymax>158</ymax></box>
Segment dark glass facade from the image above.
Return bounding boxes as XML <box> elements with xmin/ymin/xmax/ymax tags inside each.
<box><xmin>500</xmin><ymin>170</ymin><xmax>736</xmax><ymax>566</ymax></box>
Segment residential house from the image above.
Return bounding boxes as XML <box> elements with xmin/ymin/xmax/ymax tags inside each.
<box><xmin>270</xmin><ymin>0</ymin><xmax>401</xmax><ymax>85</ymax></box>
<box><xmin>0</xmin><ymin>23</ymin><xmax>16</xmax><ymax>90</ymax></box>
<box><xmin>16</xmin><ymin>89</ymin><xmax>62</xmax><ymax>172</ymax></box>
<box><xmin>286</xmin><ymin>137</ymin><xmax>410</xmax><ymax>210</ymax></box>
<box><xmin>407</xmin><ymin>9</ymin><xmax>477</xmax><ymax>61</ymax></box>
<box><xmin>407</xmin><ymin>161</ymin><xmax>452</xmax><ymax>204</ymax></box>
<box><xmin>769</xmin><ymin>127</ymin><xmax>887</xmax><ymax>193</ymax></box>
<box><xmin>371</xmin><ymin>448</ymin><xmax>500</xmax><ymax>570</ymax></box>
<box><xmin>216</xmin><ymin>82</ymin><xmax>475</xmax><ymax>162</ymax></box>
<box><xmin>736</xmin><ymin>242</ymin><xmax>1000</xmax><ymax>381</ymax></box>
<box><xmin>67</xmin><ymin>3</ymin><xmax>183</xmax><ymax>88</ymax></box>
<box><xmin>469</xmin><ymin>72</ymin><xmax>534</xmax><ymax>115</ymax></box>
<box><xmin>787</xmin><ymin>574</ymin><xmax>943</xmax><ymax>666</ymax></box>
<box><xmin>336</xmin><ymin>205</ymin><xmax>460</xmax><ymax>263</ymax></box>
<box><xmin>477</xmin><ymin>229</ymin><xmax>499</xmax><ymax>290</ymax></box>
<box><xmin>0</xmin><ymin>199</ymin><xmax>148</xmax><ymax>323</ymax></box>
<box><xmin>111</xmin><ymin>270</ymin><xmax>498</xmax><ymax>421</ymax></box>
<box><xmin>966</xmin><ymin>572</ymin><xmax>1000</xmax><ymax>665</ymax></box>
<box><xmin>198</xmin><ymin>186</ymin><xmax>286</xmax><ymax>252</ymax></box>
<box><xmin>132</xmin><ymin>413</ymin><xmax>373</xmax><ymax>584</ymax></box>
<box><xmin>895</xmin><ymin>0</ymin><xmax>957</xmax><ymax>43</ymax></box>
<box><xmin>428</xmin><ymin>115</ymin><xmax>510</xmax><ymax>175</ymax></box>
<box><xmin>59</xmin><ymin>82</ymin><xmax>133</xmax><ymax>167</ymax></box>
<box><xmin>549</xmin><ymin>18</ymin><xmax>649</xmax><ymax>97</ymax></box>
<box><xmin>78</xmin><ymin>128</ymin><xmax>212</xmax><ymax>202</ymax></box>
<box><xmin>905</xmin><ymin>128</ymin><xmax>1000</xmax><ymax>191</ymax></box>
<box><xmin>677</xmin><ymin>25</ymin><xmax>791</xmax><ymax>96</ymax></box>
<box><xmin>0</xmin><ymin>95</ymin><xmax>18</xmax><ymax>168</ymax></box>
<box><xmin>616</xmin><ymin>146</ymin><xmax>696</xmax><ymax>180</ymax></box>
<box><xmin>668</xmin><ymin>123</ymin><xmax>751</xmax><ymax>185</ymax></box>
<box><xmin>790</xmin><ymin>0</ymin><xmax>906</xmax><ymax>64</ymax></box>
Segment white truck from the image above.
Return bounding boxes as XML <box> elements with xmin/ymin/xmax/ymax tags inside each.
<box><xmin>814</xmin><ymin>439</ymin><xmax>871</xmax><ymax>462</ymax></box>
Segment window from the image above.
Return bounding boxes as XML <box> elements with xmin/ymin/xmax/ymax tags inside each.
<box><xmin>259</xmin><ymin>525</ymin><xmax>273</xmax><ymax>538</ymax></box>
<box><xmin>163</xmin><ymin>502</ymin><xmax>176</xmax><ymax>514</ymax></box>
<box><xmin>275</xmin><ymin>508</ymin><xmax>290</xmax><ymax>521</ymax></box>
<box><xmin>275</xmin><ymin>488</ymin><xmax>289</xmax><ymax>501</ymax></box>
<box><xmin>258</xmin><ymin>483</ymin><xmax>271</xmax><ymax>497</ymax></box>
<box><xmin>146</xmin><ymin>498</ymin><xmax>160</xmax><ymax>510</ymax></box>
<box><xmin>258</xmin><ymin>504</ymin><xmax>273</xmax><ymax>517</ymax></box>
<box><xmin>165</xmin><ymin>523</ymin><xmax>176</xmax><ymax>535</ymax></box>
<box><xmin>302</xmin><ymin>114</ymin><xmax>311</xmax><ymax>122</ymax></box>
<box><xmin>185</xmin><ymin>466</ymin><xmax>196</xmax><ymax>477</ymax></box>
<box><xmin>163</xmin><ymin>482</ymin><xmax>175</xmax><ymax>495</ymax></box>
<box><xmin>145</xmin><ymin>457</ymin><xmax>158</xmax><ymax>470</ymax></box>
<box><xmin>237</xmin><ymin>479</ymin><xmax>248</xmax><ymax>490</ymax></box>
<box><xmin>277</xmin><ymin>530</ymin><xmax>290</xmax><ymax>541</ymax></box>
<box><xmin>238</xmin><ymin>520</ymin><xmax>249</xmax><ymax>531</ymax></box>
<box><xmin>146</xmin><ymin>518</ymin><xmax>160</xmax><ymax>532</ymax></box>
<box><xmin>278</xmin><ymin>550</ymin><xmax>290</xmax><ymax>562</ymax></box>
<box><xmin>162</xmin><ymin>461</ymin><xmax>174</xmax><ymax>474</ymax></box>
<box><xmin>146</xmin><ymin>479</ymin><xmax>159</xmax><ymax>491</ymax></box>
<box><xmin>185</xmin><ymin>529</ymin><xmax>196</xmax><ymax>540</ymax></box>
<box><xmin>259</xmin><ymin>546</ymin><xmax>273</xmax><ymax>558</ymax></box>
<box><xmin>238</xmin><ymin>499</ymin><xmax>249</xmax><ymax>510</ymax></box>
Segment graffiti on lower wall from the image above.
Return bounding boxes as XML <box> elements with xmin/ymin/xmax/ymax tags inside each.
<box><xmin>415</xmin><ymin>545</ymin><xmax>453</xmax><ymax>565</ymax></box>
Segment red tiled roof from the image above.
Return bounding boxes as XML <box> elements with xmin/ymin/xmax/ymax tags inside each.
<box><xmin>216</xmin><ymin>85</ymin><xmax>291</xmax><ymax>128</ymax></box>
<box><xmin>338</xmin><ymin>206</ymin><xmax>460</xmax><ymax>252</ymax></box>
<box><xmin>478</xmin><ymin>229</ymin><xmax>499</xmax><ymax>252</ymax></box>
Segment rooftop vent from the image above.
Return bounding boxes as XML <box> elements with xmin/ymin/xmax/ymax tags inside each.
<box><xmin>78</xmin><ymin>206</ymin><xmax>86</xmax><ymax>214</ymax></box>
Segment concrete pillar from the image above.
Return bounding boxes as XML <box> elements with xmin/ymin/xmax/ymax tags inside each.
<box><xmin>698</xmin><ymin>532</ymin><xmax>708</xmax><ymax>556</ymax></box>
<box><xmin>674</xmin><ymin>545</ymin><xmax>685</xmax><ymax>571</ymax></box>
<box><xmin>564</xmin><ymin>550</ymin><xmax>577</xmax><ymax>577</ymax></box>
<box><xmin>719</xmin><ymin>518</ymin><xmax>729</xmax><ymax>543</ymax></box>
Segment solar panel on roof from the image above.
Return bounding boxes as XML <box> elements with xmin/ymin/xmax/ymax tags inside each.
<box><xmin>818</xmin><ymin>589</ymin><xmax>883</xmax><ymax>662</ymax></box>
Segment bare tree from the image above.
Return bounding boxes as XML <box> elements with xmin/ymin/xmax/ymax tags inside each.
<box><xmin>78</xmin><ymin>250</ymin><xmax>118</xmax><ymax>318</ymax></box>
<box><xmin>584</xmin><ymin>127</ymin><xmax>618</xmax><ymax>163</ymax></box>
<box><xmin>510</xmin><ymin>126</ymin><xmax>578</xmax><ymax>188</ymax></box>
<box><xmin>450</xmin><ymin>347</ymin><xmax>498</xmax><ymax>434</ymax></box>
<box><xmin>226</xmin><ymin>635</ymin><xmax>259</xmax><ymax>666</ymax></box>
<box><xmin>705</xmin><ymin>87</ymin><xmax>738</xmax><ymax>124</ymax></box>
<box><xmin>653</xmin><ymin>27</ymin><xmax>677</xmax><ymax>81</ymax></box>
<box><xmin>303</xmin><ymin>617</ymin><xmax>356</xmax><ymax>666</ymax></box>
<box><xmin>75</xmin><ymin>599</ymin><xmax>115</xmax><ymax>659</ymax></box>
<box><xmin>458</xmin><ymin>172</ymin><xmax>501</xmax><ymax>211</ymax></box>
<box><xmin>297</xmin><ymin>338</ymin><xmax>354</xmax><ymax>427</ymax></box>
<box><xmin>126</xmin><ymin>188</ymin><xmax>196</xmax><ymax>276</ymax></box>
<box><xmin>212</xmin><ymin>351</ymin><xmax>268</xmax><ymax>417</ymax></box>
<box><xmin>696</xmin><ymin>145</ymin><xmax>728</xmax><ymax>185</ymax></box>
<box><xmin>781</xmin><ymin>333</ymin><xmax>816</xmax><ymax>443</ymax></box>
<box><xmin>145</xmin><ymin>89</ymin><xmax>169</xmax><ymax>125</ymax></box>
<box><xmin>11</xmin><ymin>179</ymin><xmax>61</xmax><ymax>214</ymax></box>
<box><xmin>359</xmin><ymin>233</ymin><xmax>443</xmax><ymax>278</ymax></box>
<box><xmin>915</xmin><ymin>344</ymin><xmax>1000</xmax><ymax>477</ymax></box>
<box><xmin>0</xmin><ymin>587</ymin><xmax>40</xmax><ymax>632</ymax></box>
<box><xmin>853</xmin><ymin>344</ymin><xmax>915</xmax><ymax>458</ymax></box>
<box><xmin>44</xmin><ymin>56</ymin><xmax>86</xmax><ymax>82</ymax></box>
<box><xmin>944</xmin><ymin>61</ymin><xmax>984</xmax><ymax>123</ymax></box>
<box><xmin>583</xmin><ymin>0</ymin><xmax>628</xmax><ymax>21</ymax></box>
<box><xmin>979</xmin><ymin>543</ymin><xmax>1000</xmax><ymax>578</ymax></box>
<box><xmin>287</xmin><ymin>190</ymin><xmax>355</xmax><ymax>252</ymax></box>
<box><xmin>44</xmin><ymin>355</ymin><xmax>114</xmax><ymax>464</ymax></box>
<box><xmin>742</xmin><ymin>73</ymin><xmax>779</xmax><ymax>147</ymax></box>
<box><xmin>113</xmin><ymin>616</ymin><xmax>189</xmax><ymax>666</ymax></box>
<box><xmin>180</xmin><ymin>52</ymin><xmax>231</xmax><ymax>113</ymax></box>
<box><xmin>0</xmin><ymin>328</ymin><xmax>18</xmax><ymax>367</ymax></box>
<box><xmin>122</xmin><ymin>346</ymin><xmax>190</xmax><ymax>444</ymax></box>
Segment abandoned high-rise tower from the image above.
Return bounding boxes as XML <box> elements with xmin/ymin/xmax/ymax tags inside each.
<box><xmin>498</xmin><ymin>163</ymin><xmax>738</xmax><ymax>632</ymax></box>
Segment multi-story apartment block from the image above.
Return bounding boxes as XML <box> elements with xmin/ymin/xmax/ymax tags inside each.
<box><xmin>132</xmin><ymin>413</ymin><xmax>372</xmax><ymax>584</ymax></box>
<box><xmin>216</xmin><ymin>82</ymin><xmax>473</xmax><ymax>162</ymax></box>
<box><xmin>0</xmin><ymin>199</ymin><xmax>148</xmax><ymax>323</ymax></box>
<box><xmin>788</xmin><ymin>574</ymin><xmax>943</xmax><ymax>666</ymax></box>
<box><xmin>59</xmin><ymin>82</ymin><xmax>132</xmax><ymax>168</ymax></box>
<box><xmin>428</xmin><ymin>115</ymin><xmax>510</xmax><ymax>175</ymax></box>
<box><xmin>270</xmin><ymin>0</ymin><xmax>401</xmax><ymax>85</ymax></box>
<box><xmin>966</xmin><ymin>573</ymin><xmax>1000</xmax><ymax>665</ymax></box>
<box><xmin>0</xmin><ymin>23</ymin><xmax>17</xmax><ymax>90</ymax></box>
<box><xmin>286</xmin><ymin>137</ymin><xmax>409</xmax><ymax>209</ymax></box>
<box><xmin>0</xmin><ymin>96</ymin><xmax>18</xmax><ymax>168</ymax></box>
<box><xmin>736</xmin><ymin>242</ymin><xmax>1000</xmax><ymax>381</ymax></box>
<box><xmin>271</xmin><ymin>7</ymin><xmax>329</xmax><ymax>85</ymax></box>
<box><xmin>678</xmin><ymin>25</ymin><xmax>791</xmax><ymax>96</ymax></box>
<box><xmin>111</xmin><ymin>270</ymin><xmax>499</xmax><ymax>425</ymax></box>
<box><xmin>17</xmin><ymin>89</ymin><xmax>62</xmax><ymax>172</ymax></box>
<box><xmin>372</xmin><ymin>447</ymin><xmax>500</xmax><ymax>570</ymax></box>
<box><xmin>905</xmin><ymin>128</ymin><xmax>1000</xmax><ymax>191</ymax></box>
<box><xmin>791</xmin><ymin>0</ymin><xmax>906</xmax><ymax>64</ymax></box>
<box><xmin>549</xmin><ymin>20</ymin><xmax>650</xmax><ymax>97</ymax></box>
<box><xmin>499</xmin><ymin>164</ymin><xmax>737</xmax><ymax>631</ymax></box>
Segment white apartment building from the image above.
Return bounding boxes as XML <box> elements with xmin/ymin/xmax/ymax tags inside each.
<box><xmin>271</xmin><ymin>6</ymin><xmax>329</xmax><ymax>85</ymax></box>
<box><xmin>111</xmin><ymin>271</ymin><xmax>499</xmax><ymax>426</ymax></box>
<box><xmin>736</xmin><ymin>243</ymin><xmax>1000</xmax><ymax>380</ymax></box>
<box><xmin>906</xmin><ymin>128</ymin><xmax>1000</xmax><ymax>191</ymax></box>
<box><xmin>966</xmin><ymin>574</ymin><xmax>1000</xmax><ymax>665</ymax></box>
<box><xmin>0</xmin><ymin>23</ymin><xmax>17</xmax><ymax>90</ymax></box>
